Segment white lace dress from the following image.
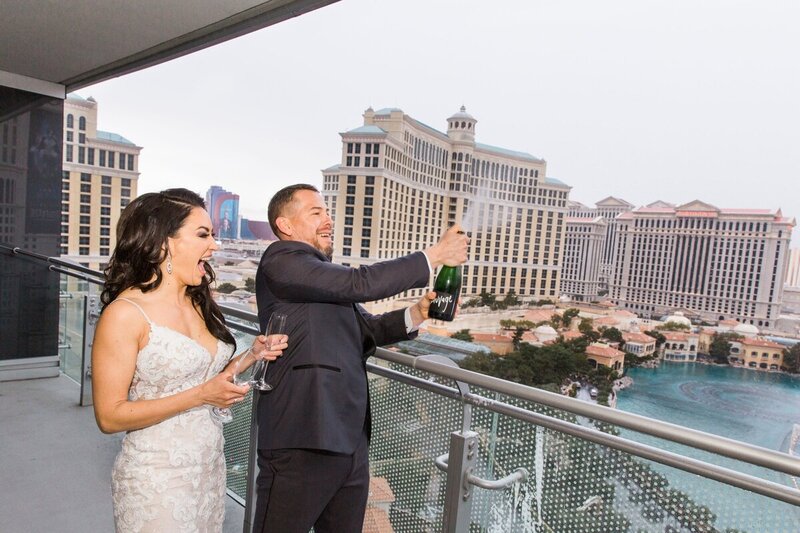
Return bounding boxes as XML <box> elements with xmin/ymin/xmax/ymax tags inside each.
<box><xmin>110</xmin><ymin>299</ymin><xmax>235</xmax><ymax>533</ymax></box>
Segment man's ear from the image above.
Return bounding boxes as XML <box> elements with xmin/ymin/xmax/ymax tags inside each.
<box><xmin>275</xmin><ymin>216</ymin><xmax>292</xmax><ymax>237</ymax></box>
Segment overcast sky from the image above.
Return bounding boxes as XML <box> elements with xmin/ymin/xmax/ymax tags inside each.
<box><xmin>81</xmin><ymin>0</ymin><xmax>799</xmax><ymax>243</ymax></box>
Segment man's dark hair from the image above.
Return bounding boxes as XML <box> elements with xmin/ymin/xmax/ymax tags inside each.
<box><xmin>268</xmin><ymin>184</ymin><xmax>319</xmax><ymax>238</ymax></box>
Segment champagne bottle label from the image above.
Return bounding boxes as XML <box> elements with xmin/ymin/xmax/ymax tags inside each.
<box><xmin>430</xmin><ymin>290</ymin><xmax>458</xmax><ymax>320</ymax></box>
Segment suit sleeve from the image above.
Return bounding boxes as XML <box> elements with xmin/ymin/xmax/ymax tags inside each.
<box><xmin>356</xmin><ymin>305</ymin><xmax>415</xmax><ymax>347</ymax></box>
<box><xmin>262</xmin><ymin>247</ymin><xmax>430</xmax><ymax>304</ymax></box>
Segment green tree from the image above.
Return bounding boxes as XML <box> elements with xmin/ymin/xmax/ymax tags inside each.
<box><xmin>601</xmin><ymin>326</ymin><xmax>624</xmax><ymax>344</ymax></box>
<box><xmin>550</xmin><ymin>314</ymin><xmax>563</xmax><ymax>329</ymax></box>
<box><xmin>578</xmin><ymin>318</ymin><xmax>599</xmax><ymax>341</ymax></box>
<box><xmin>562</xmin><ymin>308</ymin><xmax>580</xmax><ymax>328</ymax></box>
<box><xmin>512</xmin><ymin>326</ymin><xmax>525</xmax><ymax>350</ymax></box>
<box><xmin>644</xmin><ymin>330</ymin><xmax>666</xmax><ymax>348</ymax></box>
<box><xmin>657</xmin><ymin>321</ymin><xmax>691</xmax><ymax>331</ymax></box>
<box><xmin>502</xmin><ymin>289</ymin><xmax>520</xmax><ymax>307</ymax></box>
<box><xmin>244</xmin><ymin>277</ymin><xmax>255</xmax><ymax>292</ymax></box>
<box><xmin>216</xmin><ymin>282</ymin><xmax>237</xmax><ymax>294</ymax></box>
<box><xmin>708</xmin><ymin>332</ymin><xmax>742</xmax><ymax>364</ymax></box>
<box><xmin>451</xmin><ymin>329</ymin><xmax>474</xmax><ymax>342</ymax></box>
<box><xmin>783</xmin><ymin>343</ymin><xmax>800</xmax><ymax>373</ymax></box>
<box><xmin>478</xmin><ymin>290</ymin><xmax>496</xmax><ymax>307</ymax></box>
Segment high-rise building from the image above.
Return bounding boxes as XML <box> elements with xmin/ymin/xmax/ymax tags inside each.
<box><xmin>567</xmin><ymin>196</ymin><xmax>634</xmax><ymax>287</ymax></box>
<box><xmin>205</xmin><ymin>185</ymin><xmax>239</xmax><ymax>240</ymax></box>
<box><xmin>561</xmin><ymin>216</ymin><xmax>606</xmax><ymax>301</ymax></box>
<box><xmin>609</xmin><ymin>200</ymin><xmax>795</xmax><ymax>329</ymax></box>
<box><xmin>61</xmin><ymin>94</ymin><xmax>142</xmax><ymax>268</ymax></box>
<box><xmin>321</xmin><ymin>106</ymin><xmax>570</xmax><ymax>311</ymax></box>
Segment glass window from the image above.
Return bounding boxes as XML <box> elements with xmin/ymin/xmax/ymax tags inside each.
<box><xmin>102</xmin><ymin>175</ymin><xmax>112</xmax><ymax>185</ymax></box>
<box><xmin>66</xmin><ymin>114</ymin><xmax>74</xmax><ymax>128</ymax></box>
<box><xmin>78</xmin><ymin>116</ymin><xmax>86</xmax><ymax>130</ymax></box>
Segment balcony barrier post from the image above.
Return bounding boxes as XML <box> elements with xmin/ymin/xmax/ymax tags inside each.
<box><xmin>80</xmin><ymin>286</ymin><xmax>100</xmax><ymax>406</ymax></box>
<box><xmin>242</xmin><ymin>393</ymin><xmax>260</xmax><ymax>533</ymax></box>
<box><xmin>441</xmin><ymin>430</ymin><xmax>479</xmax><ymax>533</ymax></box>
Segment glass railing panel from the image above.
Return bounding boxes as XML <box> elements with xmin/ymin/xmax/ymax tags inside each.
<box><xmin>367</xmin><ymin>358</ymin><xmax>466</xmax><ymax>532</ymax></box>
<box><xmin>464</xmin><ymin>388</ymin><xmax>800</xmax><ymax>532</ymax></box>
<box><xmin>58</xmin><ymin>275</ymin><xmax>88</xmax><ymax>382</ymax></box>
<box><xmin>222</xmin><ymin>327</ymin><xmax>257</xmax><ymax>500</ymax></box>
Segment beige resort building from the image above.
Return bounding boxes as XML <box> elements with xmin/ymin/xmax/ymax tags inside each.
<box><xmin>321</xmin><ymin>106</ymin><xmax>570</xmax><ymax>313</ymax></box>
<box><xmin>61</xmin><ymin>94</ymin><xmax>141</xmax><ymax>269</ymax></box>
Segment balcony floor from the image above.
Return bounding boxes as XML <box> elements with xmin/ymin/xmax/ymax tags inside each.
<box><xmin>0</xmin><ymin>374</ymin><xmax>245</xmax><ymax>532</ymax></box>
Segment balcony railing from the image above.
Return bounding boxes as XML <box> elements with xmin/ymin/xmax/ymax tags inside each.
<box><xmin>3</xmin><ymin>243</ymin><xmax>800</xmax><ymax>532</ymax></box>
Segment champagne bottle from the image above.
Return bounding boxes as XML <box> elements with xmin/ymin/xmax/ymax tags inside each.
<box><xmin>428</xmin><ymin>265</ymin><xmax>462</xmax><ymax>321</ymax></box>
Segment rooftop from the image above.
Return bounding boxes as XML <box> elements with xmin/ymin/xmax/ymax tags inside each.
<box><xmin>96</xmin><ymin>130</ymin><xmax>136</xmax><ymax>146</ymax></box>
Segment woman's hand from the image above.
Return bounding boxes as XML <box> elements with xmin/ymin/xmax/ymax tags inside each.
<box><xmin>253</xmin><ymin>334</ymin><xmax>288</xmax><ymax>361</ymax></box>
<box><xmin>198</xmin><ymin>369</ymin><xmax>250</xmax><ymax>408</ymax></box>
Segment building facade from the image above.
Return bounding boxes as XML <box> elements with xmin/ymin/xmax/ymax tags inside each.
<box><xmin>567</xmin><ymin>196</ymin><xmax>634</xmax><ymax>288</ymax></box>
<box><xmin>206</xmin><ymin>185</ymin><xmax>239</xmax><ymax>240</ymax></box>
<box><xmin>610</xmin><ymin>200</ymin><xmax>795</xmax><ymax>328</ymax></box>
<box><xmin>729</xmin><ymin>337</ymin><xmax>785</xmax><ymax>371</ymax></box>
<box><xmin>786</xmin><ymin>248</ymin><xmax>800</xmax><ymax>287</ymax></box>
<box><xmin>321</xmin><ymin>107</ymin><xmax>570</xmax><ymax>310</ymax></box>
<box><xmin>561</xmin><ymin>216</ymin><xmax>606</xmax><ymax>301</ymax></box>
<box><xmin>61</xmin><ymin>95</ymin><xmax>141</xmax><ymax>268</ymax></box>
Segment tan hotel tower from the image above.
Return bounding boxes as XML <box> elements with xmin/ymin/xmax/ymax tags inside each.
<box><xmin>321</xmin><ymin>107</ymin><xmax>570</xmax><ymax>312</ymax></box>
<box><xmin>61</xmin><ymin>95</ymin><xmax>141</xmax><ymax>269</ymax></box>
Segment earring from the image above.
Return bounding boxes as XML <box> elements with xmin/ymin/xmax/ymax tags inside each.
<box><xmin>167</xmin><ymin>259</ymin><xmax>173</xmax><ymax>275</ymax></box>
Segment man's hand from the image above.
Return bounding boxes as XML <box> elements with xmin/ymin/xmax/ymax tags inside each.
<box><xmin>425</xmin><ymin>224</ymin><xmax>469</xmax><ymax>268</ymax></box>
<box><xmin>409</xmin><ymin>291</ymin><xmax>437</xmax><ymax>328</ymax></box>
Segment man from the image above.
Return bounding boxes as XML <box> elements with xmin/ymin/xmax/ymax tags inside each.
<box><xmin>253</xmin><ymin>184</ymin><xmax>468</xmax><ymax>532</ymax></box>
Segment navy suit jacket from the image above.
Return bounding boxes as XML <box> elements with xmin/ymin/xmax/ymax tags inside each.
<box><xmin>255</xmin><ymin>240</ymin><xmax>430</xmax><ymax>454</ymax></box>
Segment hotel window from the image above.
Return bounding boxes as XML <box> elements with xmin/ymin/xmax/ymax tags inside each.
<box><xmin>80</xmin><ymin>205</ymin><xmax>90</xmax><ymax>214</ymax></box>
<box><xmin>102</xmin><ymin>175</ymin><xmax>112</xmax><ymax>185</ymax></box>
<box><xmin>99</xmin><ymin>150</ymin><xmax>106</xmax><ymax>166</ymax></box>
<box><xmin>65</xmin><ymin>145</ymin><xmax>73</xmax><ymax>162</ymax></box>
<box><xmin>79</xmin><ymin>116</ymin><xmax>86</xmax><ymax>130</ymax></box>
<box><xmin>66</xmin><ymin>131</ymin><xmax>73</xmax><ymax>142</ymax></box>
<box><xmin>348</xmin><ymin>175</ymin><xmax>356</xmax><ymax>184</ymax></box>
<box><xmin>100</xmin><ymin>228</ymin><xmax>110</xmax><ymax>236</ymax></box>
<box><xmin>78</xmin><ymin>146</ymin><xmax>85</xmax><ymax>163</ymax></box>
<box><xmin>80</xmin><ymin>194</ymin><xmax>91</xmax><ymax>203</ymax></box>
<box><xmin>108</xmin><ymin>152</ymin><xmax>115</xmax><ymax>168</ymax></box>
<box><xmin>101</xmin><ymin>197</ymin><xmax>111</xmax><ymax>206</ymax></box>
<box><xmin>66</xmin><ymin>114</ymin><xmax>74</xmax><ymax>128</ymax></box>
<box><xmin>101</xmin><ymin>186</ymin><xmax>111</xmax><ymax>195</ymax></box>
<box><xmin>80</xmin><ymin>183</ymin><xmax>91</xmax><ymax>192</ymax></box>
<box><xmin>79</xmin><ymin>133</ymin><xmax>86</xmax><ymax>144</ymax></box>
<box><xmin>81</xmin><ymin>173</ymin><xmax>91</xmax><ymax>182</ymax></box>
<box><xmin>79</xmin><ymin>247</ymin><xmax>89</xmax><ymax>256</ymax></box>
<box><xmin>87</xmin><ymin>148</ymin><xmax>95</xmax><ymax>165</ymax></box>
<box><xmin>342</xmin><ymin>248</ymin><xmax>351</xmax><ymax>256</ymax></box>
<box><xmin>121</xmin><ymin>188</ymin><xmax>130</xmax><ymax>198</ymax></box>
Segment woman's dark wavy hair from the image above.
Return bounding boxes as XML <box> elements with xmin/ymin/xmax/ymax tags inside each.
<box><xmin>101</xmin><ymin>188</ymin><xmax>235</xmax><ymax>347</ymax></box>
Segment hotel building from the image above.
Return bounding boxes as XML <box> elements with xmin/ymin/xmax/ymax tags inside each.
<box><xmin>609</xmin><ymin>200</ymin><xmax>795</xmax><ymax>328</ymax></box>
<box><xmin>321</xmin><ymin>107</ymin><xmax>570</xmax><ymax>311</ymax></box>
<box><xmin>561</xmin><ymin>216</ymin><xmax>606</xmax><ymax>301</ymax></box>
<box><xmin>786</xmin><ymin>248</ymin><xmax>800</xmax><ymax>287</ymax></box>
<box><xmin>61</xmin><ymin>95</ymin><xmax>141</xmax><ymax>268</ymax></box>
<box><xmin>567</xmin><ymin>196</ymin><xmax>634</xmax><ymax>286</ymax></box>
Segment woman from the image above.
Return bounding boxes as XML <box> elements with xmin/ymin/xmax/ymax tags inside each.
<box><xmin>92</xmin><ymin>188</ymin><xmax>287</xmax><ymax>532</ymax></box>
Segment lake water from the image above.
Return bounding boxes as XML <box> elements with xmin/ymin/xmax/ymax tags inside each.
<box><xmin>616</xmin><ymin>362</ymin><xmax>800</xmax><ymax>531</ymax></box>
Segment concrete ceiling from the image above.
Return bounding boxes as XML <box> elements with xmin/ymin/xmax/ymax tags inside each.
<box><xmin>0</xmin><ymin>0</ymin><xmax>337</xmax><ymax>94</ymax></box>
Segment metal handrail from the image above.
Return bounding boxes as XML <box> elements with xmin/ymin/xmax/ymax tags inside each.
<box><xmin>0</xmin><ymin>244</ymin><xmax>105</xmax><ymax>279</ymax></box>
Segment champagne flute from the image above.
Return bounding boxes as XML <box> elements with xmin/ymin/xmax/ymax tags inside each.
<box><xmin>250</xmin><ymin>312</ymin><xmax>287</xmax><ymax>391</ymax></box>
<box><xmin>211</xmin><ymin>344</ymin><xmax>263</xmax><ymax>424</ymax></box>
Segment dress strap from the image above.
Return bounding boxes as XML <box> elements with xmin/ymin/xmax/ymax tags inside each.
<box><xmin>115</xmin><ymin>297</ymin><xmax>154</xmax><ymax>326</ymax></box>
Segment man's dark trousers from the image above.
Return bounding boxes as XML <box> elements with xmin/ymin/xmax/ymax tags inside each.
<box><xmin>252</xmin><ymin>430</ymin><xmax>370</xmax><ymax>533</ymax></box>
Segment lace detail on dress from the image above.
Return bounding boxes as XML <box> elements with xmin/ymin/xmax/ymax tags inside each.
<box><xmin>110</xmin><ymin>301</ymin><xmax>234</xmax><ymax>533</ymax></box>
